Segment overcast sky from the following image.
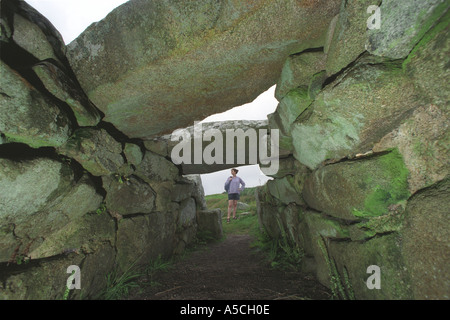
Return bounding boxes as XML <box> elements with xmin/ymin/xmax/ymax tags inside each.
<box><xmin>25</xmin><ymin>0</ymin><xmax>130</xmax><ymax>44</ymax></box>
<box><xmin>25</xmin><ymin>0</ymin><xmax>278</xmax><ymax>195</ymax></box>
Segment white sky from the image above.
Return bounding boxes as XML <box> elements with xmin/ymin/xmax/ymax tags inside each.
<box><xmin>25</xmin><ymin>0</ymin><xmax>130</xmax><ymax>44</ymax></box>
<box><xmin>25</xmin><ymin>0</ymin><xmax>278</xmax><ymax>195</ymax></box>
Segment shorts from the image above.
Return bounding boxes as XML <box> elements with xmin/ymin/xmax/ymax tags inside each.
<box><xmin>228</xmin><ymin>193</ymin><xmax>240</xmax><ymax>201</ymax></box>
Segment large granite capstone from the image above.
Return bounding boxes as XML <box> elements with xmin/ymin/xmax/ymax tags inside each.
<box><xmin>67</xmin><ymin>0</ymin><xmax>341</xmax><ymax>139</ymax></box>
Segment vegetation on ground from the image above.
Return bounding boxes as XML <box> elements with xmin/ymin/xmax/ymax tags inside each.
<box><xmin>205</xmin><ymin>187</ymin><xmax>259</xmax><ymax>236</ymax></box>
<box><xmin>95</xmin><ymin>254</ymin><xmax>174</xmax><ymax>300</ymax></box>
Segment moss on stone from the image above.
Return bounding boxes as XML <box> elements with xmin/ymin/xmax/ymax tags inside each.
<box><xmin>379</xmin><ymin>149</ymin><xmax>410</xmax><ymax>199</ymax></box>
<box><xmin>306</xmin><ymin>211</ymin><xmax>350</xmax><ymax>239</ymax></box>
<box><xmin>403</xmin><ymin>7</ymin><xmax>450</xmax><ymax>70</ymax></box>
<box><xmin>3</xmin><ymin>132</ymin><xmax>56</xmax><ymax>149</ymax></box>
<box><xmin>277</xmin><ymin>87</ymin><xmax>312</xmax><ymax>133</ymax></box>
<box><xmin>353</xmin><ymin>149</ymin><xmax>410</xmax><ymax>218</ymax></box>
<box><xmin>308</xmin><ymin>70</ymin><xmax>326</xmax><ymax>100</ymax></box>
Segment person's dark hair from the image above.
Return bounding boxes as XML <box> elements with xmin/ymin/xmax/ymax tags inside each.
<box><xmin>232</xmin><ymin>168</ymin><xmax>239</xmax><ymax>174</ymax></box>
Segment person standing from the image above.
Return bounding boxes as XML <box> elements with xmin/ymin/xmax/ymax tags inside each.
<box><xmin>224</xmin><ymin>168</ymin><xmax>245</xmax><ymax>223</ymax></box>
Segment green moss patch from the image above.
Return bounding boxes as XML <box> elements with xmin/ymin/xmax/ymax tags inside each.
<box><xmin>353</xmin><ymin>149</ymin><xmax>410</xmax><ymax>218</ymax></box>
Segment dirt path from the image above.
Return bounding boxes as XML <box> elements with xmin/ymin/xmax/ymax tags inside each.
<box><xmin>131</xmin><ymin>234</ymin><xmax>331</xmax><ymax>300</ymax></box>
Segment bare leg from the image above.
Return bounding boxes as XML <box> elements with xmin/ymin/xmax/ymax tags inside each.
<box><xmin>233</xmin><ymin>200</ymin><xmax>238</xmax><ymax>219</ymax></box>
<box><xmin>227</xmin><ymin>200</ymin><xmax>233</xmax><ymax>222</ymax></box>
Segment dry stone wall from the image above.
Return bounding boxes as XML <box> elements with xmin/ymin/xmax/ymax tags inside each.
<box><xmin>0</xmin><ymin>0</ymin><xmax>207</xmax><ymax>299</ymax></box>
<box><xmin>257</xmin><ymin>1</ymin><xmax>449</xmax><ymax>299</ymax></box>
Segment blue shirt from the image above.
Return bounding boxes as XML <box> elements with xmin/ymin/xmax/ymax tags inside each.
<box><xmin>225</xmin><ymin>176</ymin><xmax>245</xmax><ymax>194</ymax></box>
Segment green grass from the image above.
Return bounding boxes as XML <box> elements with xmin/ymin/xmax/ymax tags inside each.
<box><xmin>250</xmin><ymin>221</ymin><xmax>304</xmax><ymax>272</ymax></box>
<box><xmin>96</xmin><ymin>254</ymin><xmax>173</xmax><ymax>300</ymax></box>
<box><xmin>205</xmin><ymin>187</ymin><xmax>259</xmax><ymax>236</ymax></box>
<box><xmin>99</xmin><ymin>262</ymin><xmax>144</xmax><ymax>300</ymax></box>
<box><xmin>144</xmin><ymin>254</ymin><xmax>173</xmax><ymax>287</ymax></box>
